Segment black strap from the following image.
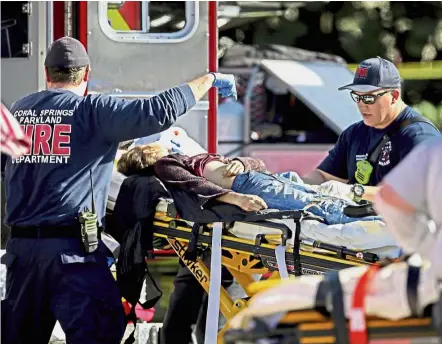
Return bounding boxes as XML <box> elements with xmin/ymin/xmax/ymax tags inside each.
<box><xmin>10</xmin><ymin>225</ymin><xmax>82</xmax><ymax>238</ymax></box>
<box><xmin>123</xmin><ymin>307</ymin><xmax>137</xmax><ymax>344</ymax></box>
<box><xmin>314</xmin><ymin>280</ymin><xmax>328</xmax><ymax>307</ymax></box>
<box><xmin>407</xmin><ymin>264</ymin><xmax>421</xmax><ymax>317</ymax></box>
<box><xmin>343</xmin><ymin>203</ymin><xmax>377</xmax><ymax>218</ymax></box>
<box><xmin>369</xmin><ymin>116</ymin><xmax>439</xmax><ymax>165</ymax></box>
<box><xmin>123</xmin><ymin>269</ymin><xmax>163</xmax><ymax>344</ymax></box>
<box><xmin>292</xmin><ymin>217</ymin><xmax>302</xmax><ymax>276</ymax></box>
<box><xmin>325</xmin><ymin>271</ymin><xmax>350</xmax><ymax>344</ymax></box>
<box><xmin>349</xmin><ymin>116</ymin><xmax>439</xmax><ymax>184</ymax></box>
<box><xmin>140</xmin><ymin>269</ymin><xmax>163</xmax><ymax>309</ymax></box>
<box><xmin>184</xmin><ymin>222</ymin><xmax>201</xmax><ymax>262</ymax></box>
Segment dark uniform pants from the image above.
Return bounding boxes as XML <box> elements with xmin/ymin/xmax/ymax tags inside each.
<box><xmin>1</xmin><ymin>237</ymin><xmax>126</xmax><ymax>344</ymax></box>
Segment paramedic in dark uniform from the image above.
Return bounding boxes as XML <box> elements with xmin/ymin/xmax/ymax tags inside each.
<box><xmin>1</xmin><ymin>36</ymin><xmax>237</xmax><ymax>344</ymax></box>
<box><xmin>303</xmin><ymin>56</ymin><xmax>440</xmax><ymax>202</ymax></box>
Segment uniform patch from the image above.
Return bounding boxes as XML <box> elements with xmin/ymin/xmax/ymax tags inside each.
<box><xmin>11</xmin><ymin>109</ymin><xmax>73</xmax><ymax>164</ymax></box>
<box><xmin>378</xmin><ymin>141</ymin><xmax>392</xmax><ymax>166</ymax></box>
<box><xmin>355</xmin><ymin>64</ymin><xmax>371</xmax><ymax>79</ymax></box>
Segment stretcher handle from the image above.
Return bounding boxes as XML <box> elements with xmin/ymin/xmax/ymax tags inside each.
<box><xmin>280</xmin><ymin>226</ymin><xmax>291</xmax><ymax>246</ymax></box>
<box><xmin>302</xmin><ymin>239</ymin><xmax>379</xmax><ymax>263</ymax></box>
<box><xmin>245</xmin><ymin>220</ymin><xmax>292</xmax><ymax>246</ymax></box>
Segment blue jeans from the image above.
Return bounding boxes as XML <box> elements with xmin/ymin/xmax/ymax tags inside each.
<box><xmin>231</xmin><ymin>171</ymin><xmax>381</xmax><ymax>225</ymax></box>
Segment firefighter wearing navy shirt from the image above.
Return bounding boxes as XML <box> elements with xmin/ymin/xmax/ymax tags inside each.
<box><xmin>303</xmin><ymin>56</ymin><xmax>440</xmax><ymax>203</ymax></box>
<box><xmin>1</xmin><ymin>37</ymin><xmax>237</xmax><ymax>344</ymax></box>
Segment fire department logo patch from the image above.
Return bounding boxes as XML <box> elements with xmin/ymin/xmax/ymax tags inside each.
<box><xmin>355</xmin><ymin>64</ymin><xmax>371</xmax><ymax>79</ymax></box>
<box><xmin>378</xmin><ymin>141</ymin><xmax>392</xmax><ymax>166</ymax></box>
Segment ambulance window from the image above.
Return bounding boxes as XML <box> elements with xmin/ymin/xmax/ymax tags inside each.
<box><xmin>1</xmin><ymin>1</ymin><xmax>30</xmax><ymax>58</ymax></box>
<box><xmin>100</xmin><ymin>1</ymin><xmax>198</xmax><ymax>43</ymax></box>
<box><xmin>147</xmin><ymin>2</ymin><xmax>186</xmax><ymax>34</ymax></box>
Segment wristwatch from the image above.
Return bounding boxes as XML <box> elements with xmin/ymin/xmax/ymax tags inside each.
<box><xmin>351</xmin><ymin>184</ymin><xmax>365</xmax><ymax>203</ymax></box>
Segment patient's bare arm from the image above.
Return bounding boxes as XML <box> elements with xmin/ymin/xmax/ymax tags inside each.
<box><xmin>223</xmin><ymin>160</ymin><xmax>245</xmax><ymax>177</ymax></box>
<box><xmin>222</xmin><ymin>157</ymin><xmax>268</xmax><ymax>177</ymax></box>
<box><xmin>303</xmin><ymin>169</ymin><xmax>349</xmax><ymax>185</ymax></box>
<box><xmin>154</xmin><ymin>155</ymin><xmax>267</xmax><ymax>211</ymax></box>
<box><xmin>154</xmin><ymin>156</ymin><xmax>232</xmax><ymax>206</ymax></box>
<box><xmin>217</xmin><ymin>192</ymin><xmax>267</xmax><ymax>212</ymax></box>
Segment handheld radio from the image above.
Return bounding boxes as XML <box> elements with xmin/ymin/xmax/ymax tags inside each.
<box><xmin>79</xmin><ymin>170</ymin><xmax>99</xmax><ymax>253</ymax></box>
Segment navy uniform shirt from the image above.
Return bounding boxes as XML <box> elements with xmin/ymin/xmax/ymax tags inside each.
<box><xmin>4</xmin><ymin>85</ymin><xmax>195</xmax><ymax>226</ymax></box>
<box><xmin>318</xmin><ymin>106</ymin><xmax>440</xmax><ymax>186</ymax></box>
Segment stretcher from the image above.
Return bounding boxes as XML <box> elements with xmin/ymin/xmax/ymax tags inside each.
<box><xmin>222</xmin><ymin>258</ymin><xmax>442</xmax><ymax>344</ymax></box>
<box><xmin>107</xmin><ymin>171</ymin><xmax>402</xmax><ymax>343</ymax></box>
<box><xmin>153</xmin><ymin>199</ymin><xmax>380</xmax><ymax>271</ymax></box>
<box><xmin>149</xmin><ymin>198</ymin><xmax>389</xmax><ymax>341</ymax></box>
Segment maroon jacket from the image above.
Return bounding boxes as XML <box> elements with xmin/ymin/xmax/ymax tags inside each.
<box><xmin>153</xmin><ymin>153</ymin><xmax>267</xmax><ymax>207</ymax></box>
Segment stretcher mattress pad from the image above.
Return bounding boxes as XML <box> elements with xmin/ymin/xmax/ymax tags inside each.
<box><xmin>155</xmin><ymin>199</ymin><xmax>401</xmax><ymax>258</ymax></box>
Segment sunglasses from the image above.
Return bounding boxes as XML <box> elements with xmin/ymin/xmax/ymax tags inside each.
<box><xmin>350</xmin><ymin>90</ymin><xmax>392</xmax><ymax>105</ymax></box>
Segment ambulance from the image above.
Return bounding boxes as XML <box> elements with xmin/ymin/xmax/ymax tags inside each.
<box><xmin>1</xmin><ymin>1</ymin><xmax>362</xmax><ymax>176</ymax></box>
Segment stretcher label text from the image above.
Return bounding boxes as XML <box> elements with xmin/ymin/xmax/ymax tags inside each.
<box><xmin>10</xmin><ymin>109</ymin><xmax>73</xmax><ymax>164</ymax></box>
<box><xmin>171</xmin><ymin>240</ymin><xmax>209</xmax><ymax>284</ymax></box>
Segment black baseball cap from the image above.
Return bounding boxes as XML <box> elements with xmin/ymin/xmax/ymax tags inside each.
<box><xmin>338</xmin><ymin>56</ymin><xmax>401</xmax><ymax>93</ymax></box>
<box><xmin>45</xmin><ymin>36</ymin><xmax>90</xmax><ymax>68</ymax></box>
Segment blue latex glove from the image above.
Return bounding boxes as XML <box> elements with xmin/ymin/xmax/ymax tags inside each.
<box><xmin>211</xmin><ymin>73</ymin><xmax>238</xmax><ymax>99</ymax></box>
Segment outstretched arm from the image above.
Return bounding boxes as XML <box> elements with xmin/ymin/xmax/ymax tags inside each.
<box><xmin>186</xmin><ymin>74</ymin><xmax>216</xmax><ymax>103</ymax></box>
<box><xmin>303</xmin><ymin>169</ymin><xmax>349</xmax><ymax>185</ymax></box>
<box><xmin>88</xmin><ymin>73</ymin><xmax>237</xmax><ymax>143</ymax></box>
<box><xmin>303</xmin><ymin>129</ymin><xmax>350</xmax><ymax>185</ymax></box>
<box><xmin>187</xmin><ymin>73</ymin><xmax>237</xmax><ymax>103</ymax></box>
<box><xmin>154</xmin><ymin>155</ymin><xmax>267</xmax><ymax>211</ymax></box>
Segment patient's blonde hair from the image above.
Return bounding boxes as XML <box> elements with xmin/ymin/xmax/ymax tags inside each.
<box><xmin>117</xmin><ymin>143</ymin><xmax>165</xmax><ymax>176</ymax></box>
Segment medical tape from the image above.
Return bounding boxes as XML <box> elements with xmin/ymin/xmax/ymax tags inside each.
<box><xmin>275</xmin><ymin>244</ymin><xmax>289</xmax><ymax>279</ymax></box>
<box><xmin>205</xmin><ymin>222</ymin><xmax>223</xmax><ymax>344</ymax></box>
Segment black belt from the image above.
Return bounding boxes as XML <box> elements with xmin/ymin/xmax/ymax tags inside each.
<box><xmin>11</xmin><ymin>225</ymin><xmax>82</xmax><ymax>238</ymax></box>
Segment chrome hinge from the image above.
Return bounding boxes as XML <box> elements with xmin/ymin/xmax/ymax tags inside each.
<box><xmin>22</xmin><ymin>42</ymin><xmax>32</xmax><ymax>56</ymax></box>
<box><xmin>22</xmin><ymin>2</ymin><xmax>32</xmax><ymax>15</ymax></box>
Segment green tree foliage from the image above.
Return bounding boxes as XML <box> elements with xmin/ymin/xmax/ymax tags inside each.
<box><xmin>413</xmin><ymin>101</ymin><xmax>442</xmax><ymax>130</ymax></box>
<box><xmin>232</xmin><ymin>1</ymin><xmax>442</xmax><ymax>63</ymax></box>
<box><xmin>222</xmin><ymin>1</ymin><xmax>442</xmax><ymax>112</ymax></box>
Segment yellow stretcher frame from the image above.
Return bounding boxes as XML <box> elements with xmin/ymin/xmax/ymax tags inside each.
<box><xmin>152</xmin><ymin>208</ymin><xmax>377</xmax><ymax>343</ymax></box>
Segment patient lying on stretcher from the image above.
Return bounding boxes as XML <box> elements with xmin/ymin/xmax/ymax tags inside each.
<box><xmin>116</xmin><ymin>143</ymin><xmax>381</xmax><ymax>225</ymax></box>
